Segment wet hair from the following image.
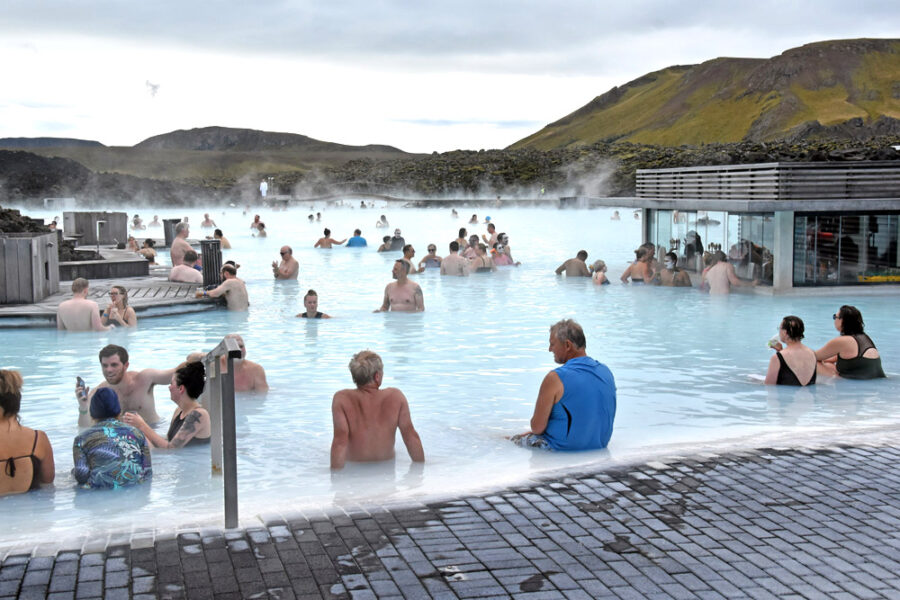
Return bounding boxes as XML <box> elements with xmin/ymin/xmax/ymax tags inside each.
<box><xmin>781</xmin><ymin>315</ymin><xmax>805</xmax><ymax>341</ymax></box>
<box><xmin>221</xmin><ymin>264</ymin><xmax>237</xmax><ymax>277</ymax></box>
<box><xmin>703</xmin><ymin>253</ymin><xmax>718</xmax><ymax>267</ymax></box>
<box><xmin>304</xmin><ymin>289</ymin><xmax>318</xmax><ymax>301</ymax></box>
<box><xmin>354</xmin><ymin>229</ymin><xmax>361</xmax><ymax>236</ymax></box>
<box><xmin>395</xmin><ymin>259</ymin><xmax>411</xmax><ymax>274</ymax></box>
<box><xmin>715</xmin><ymin>250</ymin><xmax>727</xmax><ymax>262</ymax></box>
<box><xmin>459</xmin><ymin>228</ymin><xmax>467</xmax><ymax>238</ymax></box>
<box><xmin>498</xmin><ymin>233</ymin><xmax>508</xmax><ymax>243</ymax></box>
<box><xmin>0</xmin><ymin>370</ymin><xmax>23</xmax><ymax>419</ymax></box>
<box><xmin>258</xmin><ymin>222</ymin><xmax>266</xmax><ymax>229</ymax></box>
<box><xmin>214</xmin><ymin>229</ymin><xmax>223</xmax><ymax>237</ymax></box>
<box><xmin>449</xmin><ymin>241</ymin><xmax>460</xmax><ymax>252</ymax></box>
<box><xmin>175</xmin><ymin>222</ymin><xmax>188</xmax><ymax>235</ymax></box>
<box><xmin>477</xmin><ymin>243</ymin><xmax>488</xmax><ymax>253</ymax></box>
<box><xmin>665</xmin><ymin>251</ymin><xmax>678</xmax><ymax>266</ymax></box>
<box><xmin>487</xmin><ymin>223</ymin><xmax>495</xmax><ymax>231</ymax></box>
<box><xmin>324</xmin><ymin>228</ymin><xmax>331</xmax><ymax>236</ymax></box>
<box><xmin>143</xmin><ymin>238</ymin><xmax>155</xmax><ymax>248</ymax></box>
<box><xmin>349</xmin><ymin>350</ymin><xmax>383</xmax><ymax>386</ymax></box>
<box><xmin>99</xmin><ymin>344</ymin><xmax>129</xmax><ymax>364</ymax></box>
<box><xmin>71</xmin><ymin>277</ymin><xmax>89</xmax><ymax>293</ymax></box>
<box><xmin>634</xmin><ymin>247</ymin><xmax>649</xmax><ymax>260</ymax></box>
<box><xmin>550</xmin><ymin>319</ymin><xmax>586</xmax><ymax>350</ymax></box>
<box><xmin>174</xmin><ymin>361</ymin><xmax>206</xmax><ymax>399</ymax></box>
<box><xmin>111</xmin><ymin>285</ymin><xmax>129</xmax><ymax>307</ymax></box>
<box><xmin>592</xmin><ymin>259</ymin><xmax>606</xmax><ymax>272</ymax></box>
<box><xmin>837</xmin><ymin>305</ymin><xmax>865</xmax><ymax>335</ymax></box>
<box><xmin>469</xmin><ymin>235</ymin><xmax>478</xmax><ymax>244</ymax></box>
<box><xmin>382</xmin><ymin>235</ymin><xmax>390</xmax><ymax>243</ymax></box>
<box><xmin>576</xmin><ymin>250</ymin><xmax>588</xmax><ymax>260</ymax></box>
<box><xmin>183</xmin><ymin>250</ymin><xmax>198</xmax><ymax>264</ymax></box>
<box><xmin>402</xmin><ymin>244</ymin><xmax>413</xmax><ymax>254</ymax></box>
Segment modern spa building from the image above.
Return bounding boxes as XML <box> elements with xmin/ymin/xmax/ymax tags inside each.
<box><xmin>572</xmin><ymin>161</ymin><xmax>900</xmax><ymax>293</ymax></box>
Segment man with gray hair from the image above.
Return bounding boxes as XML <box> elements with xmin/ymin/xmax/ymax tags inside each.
<box><xmin>330</xmin><ymin>350</ymin><xmax>425</xmax><ymax>469</ymax></box>
<box><xmin>170</xmin><ymin>221</ymin><xmax>193</xmax><ymax>266</ymax></box>
<box><xmin>510</xmin><ymin>319</ymin><xmax>616</xmax><ymax>451</ymax></box>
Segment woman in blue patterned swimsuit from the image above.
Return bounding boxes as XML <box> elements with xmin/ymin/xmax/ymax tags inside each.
<box><xmin>72</xmin><ymin>388</ymin><xmax>151</xmax><ymax>489</ymax></box>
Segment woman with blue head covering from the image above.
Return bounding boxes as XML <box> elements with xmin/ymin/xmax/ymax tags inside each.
<box><xmin>72</xmin><ymin>387</ymin><xmax>152</xmax><ymax>489</ymax></box>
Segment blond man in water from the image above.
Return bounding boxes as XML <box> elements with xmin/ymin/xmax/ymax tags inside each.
<box><xmin>330</xmin><ymin>350</ymin><xmax>424</xmax><ymax>469</ymax></box>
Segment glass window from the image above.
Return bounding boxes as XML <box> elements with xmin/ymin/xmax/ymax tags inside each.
<box><xmin>793</xmin><ymin>213</ymin><xmax>900</xmax><ymax>285</ymax></box>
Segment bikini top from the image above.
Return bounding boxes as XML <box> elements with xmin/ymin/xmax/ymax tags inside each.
<box><xmin>2</xmin><ymin>430</ymin><xmax>41</xmax><ymax>490</ymax></box>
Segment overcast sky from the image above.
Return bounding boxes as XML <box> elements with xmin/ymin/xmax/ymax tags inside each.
<box><xmin>1</xmin><ymin>1</ymin><xmax>897</xmax><ymax>153</ymax></box>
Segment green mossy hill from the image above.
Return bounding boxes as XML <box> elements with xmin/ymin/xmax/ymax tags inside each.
<box><xmin>512</xmin><ymin>38</ymin><xmax>900</xmax><ymax>149</ymax></box>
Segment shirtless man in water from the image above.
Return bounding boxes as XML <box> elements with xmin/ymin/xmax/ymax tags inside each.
<box><xmin>75</xmin><ymin>344</ymin><xmax>175</xmax><ymax>428</ymax></box>
<box><xmin>170</xmin><ymin>222</ymin><xmax>193</xmax><ymax>266</ymax></box>
<box><xmin>272</xmin><ymin>246</ymin><xmax>299</xmax><ymax>279</ymax></box>
<box><xmin>330</xmin><ymin>350</ymin><xmax>424</xmax><ymax>469</ymax></box>
<box><xmin>57</xmin><ymin>278</ymin><xmax>113</xmax><ymax>332</ymax></box>
<box><xmin>200</xmin><ymin>264</ymin><xmax>249</xmax><ymax>310</ymax></box>
<box><xmin>314</xmin><ymin>228</ymin><xmax>346</xmax><ymax>248</ymax></box>
<box><xmin>702</xmin><ymin>252</ymin><xmax>756</xmax><ymax>295</ymax></box>
<box><xmin>375</xmin><ymin>260</ymin><xmax>424</xmax><ymax>312</ymax></box>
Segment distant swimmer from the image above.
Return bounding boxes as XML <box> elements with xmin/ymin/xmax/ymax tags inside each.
<box><xmin>620</xmin><ymin>247</ymin><xmax>651</xmax><ymax>284</ymax></box>
<box><xmin>451</xmin><ymin>209</ymin><xmax>458</xmax><ymax>218</ymax></box>
<box><xmin>297</xmin><ymin>289</ymin><xmax>331</xmax><ymax>319</ymax></box>
<box><xmin>138</xmin><ymin>239</ymin><xmax>157</xmax><ymax>264</ymax></box>
<box><xmin>57</xmin><ymin>278</ymin><xmax>114</xmax><ymax>332</ymax></box>
<box><xmin>375</xmin><ymin>215</ymin><xmax>389</xmax><ymax>228</ymax></box>
<box><xmin>455</xmin><ymin>228</ymin><xmax>468</xmax><ymax>250</ymax></box>
<box><xmin>254</xmin><ymin>222</ymin><xmax>267</xmax><ymax>238</ymax></box>
<box><xmin>702</xmin><ymin>251</ymin><xmax>755</xmax><ymax>294</ymax></box>
<box><xmin>555</xmin><ymin>250</ymin><xmax>591</xmax><ymax>277</ymax></box>
<box><xmin>482</xmin><ymin>222</ymin><xmax>498</xmax><ymax>247</ymax></box>
<box><xmin>200</xmin><ymin>213</ymin><xmax>216</xmax><ymax>228</ymax></box>
<box><xmin>590</xmin><ymin>260</ymin><xmax>609</xmax><ymax>285</ymax></box>
<box><xmin>272</xmin><ymin>246</ymin><xmax>300</xmax><ymax>280</ymax></box>
<box><xmin>314</xmin><ymin>228</ymin><xmax>347</xmax><ymax>249</ymax></box>
<box><xmin>250</xmin><ymin>214</ymin><xmax>262</xmax><ymax>230</ymax></box>
<box><xmin>101</xmin><ymin>285</ymin><xmax>138</xmax><ymax>328</ymax></box>
<box><xmin>440</xmin><ymin>241</ymin><xmax>469</xmax><ymax>277</ymax></box>
<box><xmin>375</xmin><ymin>260</ymin><xmax>424</xmax><ymax>312</ymax></box>
<box><xmin>131</xmin><ymin>215</ymin><xmax>145</xmax><ymax>230</ymax></box>
<box><xmin>169</xmin><ymin>250</ymin><xmax>204</xmax><ymax>284</ymax></box>
<box><xmin>418</xmin><ymin>244</ymin><xmax>442</xmax><ymax>270</ymax></box>
<box><xmin>401</xmin><ymin>244</ymin><xmax>424</xmax><ymax>274</ymax></box>
<box><xmin>611</xmin><ymin>210</ymin><xmax>620</xmax><ymax>221</ymax></box>
<box><xmin>76</xmin><ymin>344</ymin><xmax>175</xmax><ymax>428</ymax></box>
<box><xmin>389</xmin><ymin>229</ymin><xmax>405</xmax><ymax>251</ymax></box>
<box><xmin>199</xmin><ymin>264</ymin><xmax>249</xmax><ymax>310</ymax></box>
<box><xmin>346</xmin><ymin>229</ymin><xmax>367</xmax><ymax>247</ymax></box>
<box><xmin>209</xmin><ymin>228</ymin><xmax>231</xmax><ymax>249</ymax></box>
<box><xmin>651</xmin><ymin>252</ymin><xmax>692</xmax><ymax>287</ymax></box>
<box><xmin>469</xmin><ymin>214</ymin><xmax>478</xmax><ymax>224</ymax></box>
<box><xmin>468</xmin><ymin>243</ymin><xmax>497</xmax><ymax>274</ymax></box>
<box><xmin>329</xmin><ymin>350</ymin><xmax>424</xmax><ymax>469</ymax></box>
<box><xmin>170</xmin><ymin>222</ymin><xmax>193</xmax><ymax>267</ymax></box>
<box><xmin>376</xmin><ymin>235</ymin><xmax>391</xmax><ymax>252</ymax></box>
<box><xmin>148</xmin><ymin>215</ymin><xmax>161</xmax><ymax>227</ymax></box>
<box><xmin>509</xmin><ymin>319</ymin><xmax>616</xmax><ymax>451</ymax></box>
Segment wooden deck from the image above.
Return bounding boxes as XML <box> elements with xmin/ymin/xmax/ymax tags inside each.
<box><xmin>0</xmin><ymin>276</ymin><xmax>218</xmax><ymax>327</ymax></box>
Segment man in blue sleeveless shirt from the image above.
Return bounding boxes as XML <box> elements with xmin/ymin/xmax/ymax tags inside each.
<box><xmin>511</xmin><ymin>319</ymin><xmax>616</xmax><ymax>451</ymax></box>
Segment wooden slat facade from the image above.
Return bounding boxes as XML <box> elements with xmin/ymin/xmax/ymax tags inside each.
<box><xmin>636</xmin><ymin>161</ymin><xmax>900</xmax><ymax>203</ymax></box>
<box><xmin>0</xmin><ymin>233</ymin><xmax>59</xmax><ymax>305</ymax></box>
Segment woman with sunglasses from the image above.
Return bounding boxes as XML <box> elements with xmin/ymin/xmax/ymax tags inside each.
<box><xmin>101</xmin><ymin>286</ymin><xmax>138</xmax><ymax>328</ymax></box>
<box><xmin>418</xmin><ymin>244</ymin><xmax>442</xmax><ymax>269</ymax></box>
<box><xmin>815</xmin><ymin>306</ymin><xmax>886</xmax><ymax>379</ymax></box>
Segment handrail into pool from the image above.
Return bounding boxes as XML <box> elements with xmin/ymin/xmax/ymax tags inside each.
<box><xmin>200</xmin><ymin>336</ymin><xmax>242</xmax><ymax>528</ymax></box>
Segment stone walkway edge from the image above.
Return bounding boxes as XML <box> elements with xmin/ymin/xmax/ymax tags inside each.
<box><xmin>2</xmin><ymin>437</ymin><xmax>899</xmax><ymax>599</ymax></box>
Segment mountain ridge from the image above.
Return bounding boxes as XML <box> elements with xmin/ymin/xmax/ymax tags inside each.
<box><xmin>511</xmin><ymin>38</ymin><xmax>900</xmax><ymax>150</ymax></box>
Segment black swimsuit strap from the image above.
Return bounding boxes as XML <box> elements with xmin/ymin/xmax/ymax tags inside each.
<box><xmin>31</xmin><ymin>430</ymin><xmax>39</xmax><ymax>454</ymax></box>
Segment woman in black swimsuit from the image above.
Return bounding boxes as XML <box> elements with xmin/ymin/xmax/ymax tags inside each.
<box><xmin>815</xmin><ymin>306</ymin><xmax>886</xmax><ymax>379</ymax></box>
<box><xmin>765</xmin><ymin>316</ymin><xmax>817</xmax><ymax>386</ymax></box>
<box><xmin>1</xmin><ymin>370</ymin><xmax>55</xmax><ymax>496</ymax></box>
<box><xmin>123</xmin><ymin>362</ymin><xmax>211</xmax><ymax>448</ymax></box>
<box><xmin>297</xmin><ymin>289</ymin><xmax>332</xmax><ymax>319</ymax></box>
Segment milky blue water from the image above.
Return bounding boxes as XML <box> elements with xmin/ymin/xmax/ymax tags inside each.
<box><xmin>2</xmin><ymin>204</ymin><xmax>898</xmax><ymax>549</ymax></box>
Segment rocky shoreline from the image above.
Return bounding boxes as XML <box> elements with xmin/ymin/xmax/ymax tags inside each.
<box><xmin>2</xmin><ymin>138</ymin><xmax>898</xmax><ymax>207</ymax></box>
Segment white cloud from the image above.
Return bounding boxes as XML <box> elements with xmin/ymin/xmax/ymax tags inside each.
<box><xmin>0</xmin><ymin>1</ymin><xmax>897</xmax><ymax>152</ymax></box>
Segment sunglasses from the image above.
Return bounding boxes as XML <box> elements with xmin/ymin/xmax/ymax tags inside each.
<box><xmin>833</xmin><ymin>313</ymin><xmax>840</xmax><ymax>320</ymax></box>
<box><xmin>428</xmin><ymin>248</ymin><xmax>436</xmax><ymax>252</ymax></box>
<box><xmin>280</xmin><ymin>251</ymin><xmax>288</xmax><ymax>256</ymax></box>
<box><xmin>109</xmin><ymin>292</ymin><xmax>120</xmax><ymax>297</ymax></box>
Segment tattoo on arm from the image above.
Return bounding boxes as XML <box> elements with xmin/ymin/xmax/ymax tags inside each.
<box><xmin>170</xmin><ymin>410</ymin><xmax>203</xmax><ymax>449</ymax></box>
